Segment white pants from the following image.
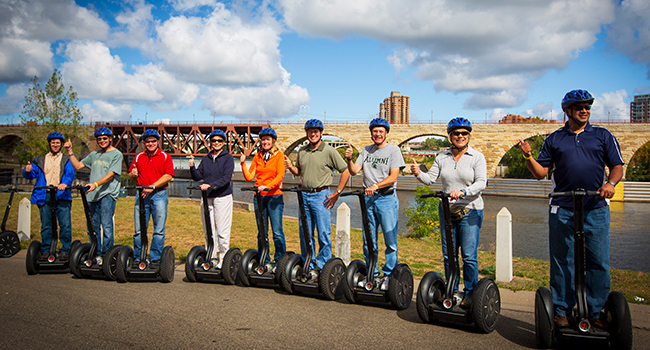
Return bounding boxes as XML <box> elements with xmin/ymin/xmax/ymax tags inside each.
<box><xmin>200</xmin><ymin>194</ymin><xmax>233</xmax><ymax>261</ymax></box>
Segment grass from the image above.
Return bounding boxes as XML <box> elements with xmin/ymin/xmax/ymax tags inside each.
<box><xmin>2</xmin><ymin>192</ymin><xmax>648</xmax><ymax>305</ymax></box>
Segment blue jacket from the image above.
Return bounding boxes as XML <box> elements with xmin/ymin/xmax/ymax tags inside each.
<box><xmin>190</xmin><ymin>150</ymin><xmax>234</xmax><ymax>198</ymax></box>
<box><xmin>23</xmin><ymin>153</ymin><xmax>75</xmax><ymax>205</ymax></box>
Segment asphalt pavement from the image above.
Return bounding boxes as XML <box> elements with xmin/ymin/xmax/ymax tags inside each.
<box><xmin>1</xmin><ymin>250</ymin><xmax>648</xmax><ymax>349</ymax></box>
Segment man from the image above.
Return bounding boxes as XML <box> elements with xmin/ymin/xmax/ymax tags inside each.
<box><xmin>23</xmin><ymin>132</ymin><xmax>75</xmax><ymax>260</ymax></box>
<box><xmin>345</xmin><ymin>118</ymin><xmax>405</xmax><ymax>290</ymax></box>
<box><xmin>65</xmin><ymin>127</ymin><xmax>123</xmax><ymax>265</ymax></box>
<box><xmin>519</xmin><ymin>89</ymin><xmax>623</xmax><ymax>329</ymax></box>
<box><xmin>284</xmin><ymin>119</ymin><xmax>350</xmax><ymax>274</ymax></box>
<box><xmin>127</xmin><ymin>129</ymin><xmax>174</xmax><ymax>269</ymax></box>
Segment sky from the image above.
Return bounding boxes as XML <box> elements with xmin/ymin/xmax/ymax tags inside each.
<box><xmin>1</xmin><ymin>0</ymin><xmax>649</xmax><ymax>126</ymax></box>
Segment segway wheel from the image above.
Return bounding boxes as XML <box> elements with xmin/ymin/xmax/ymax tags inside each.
<box><xmin>239</xmin><ymin>249</ymin><xmax>259</xmax><ymax>287</ymax></box>
<box><xmin>70</xmin><ymin>243</ymin><xmax>91</xmax><ymax>279</ymax></box>
<box><xmin>417</xmin><ymin>271</ymin><xmax>445</xmax><ymax>323</ymax></box>
<box><xmin>159</xmin><ymin>246</ymin><xmax>175</xmax><ymax>283</ymax></box>
<box><xmin>25</xmin><ymin>240</ymin><xmax>41</xmax><ymax>275</ymax></box>
<box><xmin>472</xmin><ymin>278</ymin><xmax>500</xmax><ymax>333</ymax></box>
<box><xmin>281</xmin><ymin>254</ymin><xmax>304</xmax><ymax>295</ymax></box>
<box><xmin>0</xmin><ymin>231</ymin><xmax>20</xmax><ymax>257</ymax></box>
<box><xmin>535</xmin><ymin>287</ymin><xmax>554</xmax><ymax>349</ymax></box>
<box><xmin>68</xmin><ymin>240</ymin><xmax>81</xmax><ymax>269</ymax></box>
<box><xmin>115</xmin><ymin>245</ymin><xmax>133</xmax><ymax>283</ymax></box>
<box><xmin>388</xmin><ymin>263</ymin><xmax>414</xmax><ymax>310</ymax></box>
<box><xmin>221</xmin><ymin>247</ymin><xmax>242</xmax><ymax>285</ymax></box>
<box><xmin>274</xmin><ymin>251</ymin><xmax>294</xmax><ymax>284</ymax></box>
<box><xmin>102</xmin><ymin>245</ymin><xmax>122</xmax><ymax>281</ymax></box>
<box><xmin>185</xmin><ymin>246</ymin><xmax>207</xmax><ymax>282</ymax></box>
<box><xmin>342</xmin><ymin>260</ymin><xmax>367</xmax><ymax>304</ymax></box>
<box><xmin>606</xmin><ymin>291</ymin><xmax>633</xmax><ymax>350</ymax></box>
<box><xmin>319</xmin><ymin>257</ymin><xmax>345</xmax><ymax>301</ymax></box>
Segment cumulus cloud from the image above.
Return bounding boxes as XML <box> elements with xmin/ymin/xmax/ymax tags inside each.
<box><xmin>0</xmin><ymin>82</ymin><xmax>29</xmax><ymax>116</ymax></box>
<box><xmin>169</xmin><ymin>0</ymin><xmax>220</xmax><ymax>12</ymax></box>
<box><xmin>81</xmin><ymin>101</ymin><xmax>133</xmax><ymax>122</ymax></box>
<box><xmin>108</xmin><ymin>0</ymin><xmax>156</xmax><ymax>52</ymax></box>
<box><xmin>606</xmin><ymin>0</ymin><xmax>650</xmax><ymax>79</ymax></box>
<box><xmin>0</xmin><ymin>38</ymin><xmax>52</xmax><ymax>82</ymax></box>
<box><xmin>592</xmin><ymin>90</ymin><xmax>629</xmax><ymax>122</ymax></box>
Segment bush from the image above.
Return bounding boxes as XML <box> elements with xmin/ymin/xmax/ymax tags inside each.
<box><xmin>404</xmin><ymin>185</ymin><xmax>440</xmax><ymax>240</ymax></box>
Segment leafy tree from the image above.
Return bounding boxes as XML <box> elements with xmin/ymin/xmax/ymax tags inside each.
<box><xmin>422</xmin><ymin>136</ymin><xmax>450</xmax><ymax>150</ymax></box>
<box><xmin>626</xmin><ymin>142</ymin><xmax>650</xmax><ymax>182</ymax></box>
<box><xmin>500</xmin><ymin>135</ymin><xmax>547</xmax><ymax>179</ymax></box>
<box><xmin>17</xmin><ymin>69</ymin><xmax>84</xmax><ymax>163</ymax></box>
<box><xmin>404</xmin><ymin>185</ymin><xmax>440</xmax><ymax>240</ymax></box>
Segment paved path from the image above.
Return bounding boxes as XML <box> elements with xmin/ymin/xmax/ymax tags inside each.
<box><xmin>1</xmin><ymin>250</ymin><xmax>648</xmax><ymax>349</ymax></box>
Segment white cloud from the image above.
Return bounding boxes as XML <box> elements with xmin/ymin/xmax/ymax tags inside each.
<box><xmin>108</xmin><ymin>0</ymin><xmax>156</xmax><ymax>52</ymax></box>
<box><xmin>489</xmin><ymin>108</ymin><xmax>505</xmax><ymax>121</ymax></box>
<box><xmin>606</xmin><ymin>0</ymin><xmax>650</xmax><ymax>79</ymax></box>
<box><xmin>0</xmin><ymin>38</ymin><xmax>53</xmax><ymax>81</ymax></box>
<box><xmin>169</xmin><ymin>0</ymin><xmax>220</xmax><ymax>12</ymax></box>
<box><xmin>592</xmin><ymin>90</ymin><xmax>629</xmax><ymax>122</ymax></box>
<box><xmin>81</xmin><ymin>101</ymin><xmax>133</xmax><ymax>122</ymax></box>
<box><xmin>0</xmin><ymin>82</ymin><xmax>29</xmax><ymax>116</ymax></box>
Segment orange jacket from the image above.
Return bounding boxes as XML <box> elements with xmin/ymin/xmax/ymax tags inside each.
<box><xmin>241</xmin><ymin>150</ymin><xmax>285</xmax><ymax>196</ymax></box>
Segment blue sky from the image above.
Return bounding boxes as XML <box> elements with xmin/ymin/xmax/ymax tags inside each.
<box><xmin>1</xmin><ymin>0</ymin><xmax>649</xmax><ymax>126</ymax></box>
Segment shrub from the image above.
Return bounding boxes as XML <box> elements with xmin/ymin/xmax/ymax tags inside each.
<box><xmin>405</xmin><ymin>185</ymin><xmax>440</xmax><ymax>240</ymax></box>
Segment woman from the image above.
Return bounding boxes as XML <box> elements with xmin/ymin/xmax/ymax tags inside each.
<box><xmin>189</xmin><ymin>129</ymin><xmax>234</xmax><ymax>268</ymax></box>
<box><xmin>410</xmin><ymin>117</ymin><xmax>487</xmax><ymax>309</ymax></box>
<box><xmin>240</xmin><ymin>127</ymin><xmax>286</xmax><ymax>263</ymax></box>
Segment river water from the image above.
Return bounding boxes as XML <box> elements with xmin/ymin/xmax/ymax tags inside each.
<box><xmin>207</xmin><ymin>181</ymin><xmax>649</xmax><ymax>273</ymax></box>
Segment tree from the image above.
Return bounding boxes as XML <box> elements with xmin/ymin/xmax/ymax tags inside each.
<box><xmin>422</xmin><ymin>136</ymin><xmax>451</xmax><ymax>150</ymax></box>
<box><xmin>500</xmin><ymin>135</ymin><xmax>547</xmax><ymax>179</ymax></box>
<box><xmin>17</xmin><ymin>69</ymin><xmax>84</xmax><ymax>163</ymax></box>
<box><xmin>626</xmin><ymin>142</ymin><xmax>650</xmax><ymax>181</ymax></box>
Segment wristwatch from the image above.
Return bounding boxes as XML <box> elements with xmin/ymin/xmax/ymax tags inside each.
<box><xmin>336</xmin><ymin>188</ymin><xmax>342</xmax><ymax>194</ymax></box>
<box><xmin>608</xmin><ymin>181</ymin><xmax>617</xmax><ymax>186</ymax></box>
<box><xmin>460</xmin><ymin>189</ymin><xmax>467</xmax><ymax>197</ymax></box>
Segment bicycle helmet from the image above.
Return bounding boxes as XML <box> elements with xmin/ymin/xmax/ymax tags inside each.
<box><xmin>208</xmin><ymin>129</ymin><xmax>227</xmax><ymax>141</ymax></box>
<box><xmin>258</xmin><ymin>127</ymin><xmax>277</xmax><ymax>140</ymax></box>
<box><xmin>140</xmin><ymin>129</ymin><xmax>160</xmax><ymax>141</ymax></box>
<box><xmin>561</xmin><ymin>89</ymin><xmax>594</xmax><ymax>110</ymax></box>
<box><xmin>94</xmin><ymin>127</ymin><xmax>113</xmax><ymax>137</ymax></box>
<box><xmin>304</xmin><ymin>119</ymin><xmax>324</xmax><ymax>131</ymax></box>
<box><xmin>47</xmin><ymin>132</ymin><xmax>65</xmax><ymax>142</ymax></box>
<box><xmin>369</xmin><ymin>117</ymin><xmax>390</xmax><ymax>132</ymax></box>
<box><xmin>447</xmin><ymin>117</ymin><xmax>472</xmax><ymax>134</ymax></box>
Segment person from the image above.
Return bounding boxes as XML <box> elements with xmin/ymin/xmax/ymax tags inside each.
<box><xmin>240</xmin><ymin>127</ymin><xmax>286</xmax><ymax>263</ymax></box>
<box><xmin>23</xmin><ymin>132</ymin><xmax>75</xmax><ymax>261</ymax></box>
<box><xmin>411</xmin><ymin>117</ymin><xmax>487</xmax><ymax>309</ymax></box>
<box><xmin>189</xmin><ymin>129</ymin><xmax>234</xmax><ymax>268</ymax></box>
<box><xmin>345</xmin><ymin>118</ymin><xmax>405</xmax><ymax>289</ymax></box>
<box><xmin>64</xmin><ymin>127</ymin><xmax>123</xmax><ymax>265</ymax></box>
<box><xmin>127</xmin><ymin>129</ymin><xmax>174</xmax><ymax>269</ymax></box>
<box><xmin>518</xmin><ymin>89</ymin><xmax>623</xmax><ymax>329</ymax></box>
<box><xmin>284</xmin><ymin>119</ymin><xmax>350</xmax><ymax>276</ymax></box>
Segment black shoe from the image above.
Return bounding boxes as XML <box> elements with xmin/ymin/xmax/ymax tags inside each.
<box><xmin>460</xmin><ymin>296</ymin><xmax>472</xmax><ymax>309</ymax></box>
<box><xmin>149</xmin><ymin>261</ymin><xmax>160</xmax><ymax>270</ymax></box>
<box><xmin>58</xmin><ymin>253</ymin><xmax>69</xmax><ymax>261</ymax></box>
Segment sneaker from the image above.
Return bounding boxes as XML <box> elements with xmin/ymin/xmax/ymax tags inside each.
<box><xmin>380</xmin><ymin>276</ymin><xmax>390</xmax><ymax>291</ymax></box>
<box><xmin>96</xmin><ymin>256</ymin><xmax>103</xmax><ymax>266</ymax></box>
<box><xmin>58</xmin><ymin>253</ymin><xmax>69</xmax><ymax>261</ymax></box>
<box><xmin>554</xmin><ymin>315</ymin><xmax>569</xmax><ymax>326</ymax></box>
<box><xmin>460</xmin><ymin>296</ymin><xmax>472</xmax><ymax>309</ymax></box>
<box><xmin>149</xmin><ymin>261</ymin><xmax>160</xmax><ymax>270</ymax></box>
<box><xmin>591</xmin><ymin>318</ymin><xmax>610</xmax><ymax>329</ymax></box>
<box><xmin>211</xmin><ymin>259</ymin><xmax>221</xmax><ymax>269</ymax></box>
<box><xmin>309</xmin><ymin>270</ymin><xmax>319</xmax><ymax>282</ymax></box>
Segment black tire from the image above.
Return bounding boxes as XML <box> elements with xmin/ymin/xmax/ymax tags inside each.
<box><xmin>159</xmin><ymin>246</ymin><xmax>175</xmax><ymax>283</ymax></box>
<box><xmin>102</xmin><ymin>245</ymin><xmax>122</xmax><ymax>281</ymax></box>
<box><xmin>274</xmin><ymin>251</ymin><xmax>294</xmax><ymax>284</ymax></box>
<box><xmin>68</xmin><ymin>240</ymin><xmax>81</xmax><ymax>269</ymax></box>
<box><xmin>70</xmin><ymin>243</ymin><xmax>91</xmax><ymax>279</ymax></box>
<box><xmin>606</xmin><ymin>291</ymin><xmax>633</xmax><ymax>350</ymax></box>
<box><xmin>417</xmin><ymin>271</ymin><xmax>444</xmax><ymax>323</ymax></box>
<box><xmin>239</xmin><ymin>249</ymin><xmax>259</xmax><ymax>287</ymax></box>
<box><xmin>115</xmin><ymin>245</ymin><xmax>133</xmax><ymax>283</ymax></box>
<box><xmin>221</xmin><ymin>247</ymin><xmax>242</xmax><ymax>285</ymax></box>
<box><xmin>472</xmin><ymin>278</ymin><xmax>500</xmax><ymax>333</ymax></box>
<box><xmin>535</xmin><ymin>287</ymin><xmax>554</xmax><ymax>349</ymax></box>
<box><xmin>319</xmin><ymin>258</ymin><xmax>345</xmax><ymax>301</ymax></box>
<box><xmin>281</xmin><ymin>254</ymin><xmax>304</xmax><ymax>294</ymax></box>
<box><xmin>185</xmin><ymin>246</ymin><xmax>207</xmax><ymax>282</ymax></box>
<box><xmin>25</xmin><ymin>241</ymin><xmax>41</xmax><ymax>275</ymax></box>
<box><xmin>388</xmin><ymin>263</ymin><xmax>414</xmax><ymax>310</ymax></box>
<box><xmin>342</xmin><ymin>260</ymin><xmax>366</xmax><ymax>304</ymax></box>
<box><xmin>0</xmin><ymin>231</ymin><xmax>20</xmax><ymax>257</ymax></box>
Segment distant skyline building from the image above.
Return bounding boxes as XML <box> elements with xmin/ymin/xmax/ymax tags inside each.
<box><xmin>631</xmin><ymin>94</ymin><xmax>650</xmax><ymax>123</ymax></box>
<box><xmin>379</xmin><ymin>91</ymin><xmax>409</xmax><ymax>124</ymax></box>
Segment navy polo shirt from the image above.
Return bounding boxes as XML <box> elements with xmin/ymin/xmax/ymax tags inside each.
<box><xmin>537</xmin><ymin>122</ymin><xmax>624</xmax><ymax>209</ymax></box>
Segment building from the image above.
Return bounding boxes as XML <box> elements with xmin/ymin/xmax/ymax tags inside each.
<box><xmin>379</xmin><ymin>91</ymin><xmax>409</xmax><ymax>124</ymax></box>
<box><xmin>498</xmin><ymin>114</ymin><xmax>556</xmax><ymax>124</ymax></box>
<box><xmin>631</xmin><ymin>94</ymin><xmax>650</xmax><ymax>123</ymax></box>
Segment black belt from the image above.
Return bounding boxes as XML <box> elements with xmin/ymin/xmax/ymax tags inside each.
<box><xmin>302</xmin><ymin>186</ymin><xmax>328</xmax><ymax>193</ymax></box>
<box><xmin>377</xmin><ymin>187</ymin><xmax>395</xmax><ymax>196</ymax></box>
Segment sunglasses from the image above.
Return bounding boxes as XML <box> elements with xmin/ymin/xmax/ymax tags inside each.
<box><xmin>572</xmin><ymin>105</ymin><xmax>592</xmax><ymax>111</ymax></box>
<box><xmin>211</xmin><ymin>139</ymin><xmax>225</xmax><ymax>144</ymax></box>
<box><xmin>144</xmin><ymin>140</ymin><xmax>158</xmax><ymax>144</ymax></box>
<box><xmin>451</xmin><ymin>131</ymin><xmax>470</xmax><ymax>136</ymax></box>
<box><xmin>97</xmin><ymin>136</ymin><xmax>110</xmax><ymax>141</ymax></box>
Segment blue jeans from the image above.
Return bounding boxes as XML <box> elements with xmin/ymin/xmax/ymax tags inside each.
<box><xmin>38</xmin><ymin>193</ymin><xmax>72</xmax><ymax>254</ymax></box>
<box><xmin>364</xmin><ymin>192</ymin><xmax>399</xmax><ymax>276</ymax></box>
<box><xmin>88</xmin><ymin>195</ymin><xmax>116</xmax><ymax>257</ymax></box>
<box><xmin>133</xmin><ymin>189</ymin><xmax>168</xmax><ymax>262</ymax></box>
<box><xmin>439</xmin><ymin>205</ymin><xmax>482</xmax><ymax>297</ymax></box>
<box><xmin>549</xmin><ymin>205</ymin><xmax>610</xmax><ymax>320</ymax></box>
<box><xmin>253</xmin><ymin>194</ymin><xmax>286</xmax><ymax>262</ymax></box>
<box><xmin>299</xmin><ymin>189</ymin><xmax>332</xmax><ymax>270</ymax></box>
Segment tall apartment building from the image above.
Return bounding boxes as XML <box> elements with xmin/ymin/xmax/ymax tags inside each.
<box><xmin>379</xmin><ymin>91</ymin><xmax>409</xmax><ymax>124</ymax></box>
<box><xmin>631</xmin><ymin>94</ymin><xmax>650</xmax><ymax>123</ymax></box>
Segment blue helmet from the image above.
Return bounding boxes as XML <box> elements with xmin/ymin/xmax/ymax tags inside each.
<box><xmin>259</xmin><ymin>127</ymin><xmax>277</xmax><ymax>140</ymax></box>
<box><xmin>447</xmin><ymin>117</ymin><xmax>472</xmax><ymax>134</ymax></box>
<box><xmin>561</xmin><ymin>89</ymin><xmax>594</xmax><ymax>110</ymax></box>
<box><xmin>369</xmin><ymin>117</ymin><xmax>390</xmax><ymax>132</ymax></box>
<box><xmin>304</xmin><ymin>119</ymin><xmax>324</xmax><ymax>131</ymax></box>
<box><xmin>47</xmin><ymin>132</ymin><xmax>65</xmax><ymax>142</ymax></box>
<box><xmin>208</xmin><ymin>129</ymin><xmax>227</xmax><ymax>141</ymax></box>
<box><xmin>94</xmin><ymin>127</ymin><xmax>113</xmax><ymax>138</ymax></box>
<box><xmin>141</xmin><ymin>129</ymin><xmax>160</xmax><ymax>141</ymax></box>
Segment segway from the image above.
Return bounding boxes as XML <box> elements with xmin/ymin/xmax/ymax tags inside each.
<box><xmin>238</xmin><ymin>187</ymin><xmax>294</xmax><ymax>287</ymax></box>
<box><xmin>279</xmin><ymin>187</ymin><xmax>345</xmax><ymax>300</ymax></box>
<box><xmin>535</xmin><ymin>189</ymin><xmax>633</xmax><ymax>349</ymax></box>
<box><xmin>115</xmin><ymin>185</ymin><xmax>175</xmax><ymax>283</ymax></box>
<box><xmin>340</xmin><ymin>189</ymin><xmax>413</xmax><ymax>310</ymax></box>
<box><xmin>25</xmin><ymin>185</ymin><xmax>81</xmax><ymax>274</ymax></box>
<box><xmin>0</xmin><ymin>184</ymin><xmax>24</xmax><ymax>257</ymax></box>
<box><xmin>416</xmin><ymin>191</ymin><xmax>500</xmax><ymax>333</ymax></box>
<box><xmin>68</xmin><ymin>185</ymin><xmax>122</xmax><ymax>280</ymax></box>
<box><xmin>184</xmin><ymin>185</ymin><xmax>241</xmax><ymax>284</ymax></box>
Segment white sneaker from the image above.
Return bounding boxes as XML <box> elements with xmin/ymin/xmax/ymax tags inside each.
<box><xmin>211</xmin><ymin>259</ymin><xmax>221</xmax><ymax>269</ymax></box>
<box><xmin>380</xmin><ymin>276</ymin><xmax>390</xmax><ymax>291</ymax></box>
<box><xmin>96</xmin><ymin>256</ymin><xmax>103</xmax><ymax>266</ymax></box>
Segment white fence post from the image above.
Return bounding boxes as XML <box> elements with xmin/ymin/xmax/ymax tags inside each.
<box><xmin>17</xmin><ymin>198</ymin><xmax>31</xmax><ymax>241</ymax></box>
<box><xmin>496</xmin><ymin>207</ymin><xmax>513</xmax><ymax>283</ymax></box>
<box><xmin>336</xmin><ymin>202</ymin><xmax>351</xmax><ymax>266</ymax></box>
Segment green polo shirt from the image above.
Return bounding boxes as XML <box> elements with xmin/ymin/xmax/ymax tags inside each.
<box><xmin>296</xmin><ymin>141</ymin><xmax>347</xmax><ymax>189</ymax></box>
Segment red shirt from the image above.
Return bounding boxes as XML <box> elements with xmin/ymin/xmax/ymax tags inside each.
<box><xmin>128</xmin><ymin>148</ymin><xmax>175</xmax><ymax>188</ymax></box>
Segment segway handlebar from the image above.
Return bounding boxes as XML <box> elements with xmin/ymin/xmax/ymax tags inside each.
<box><xmin>34</xmin><ymin>185</ymin><xmax>59</xmax><ymax>190</ymax></box>
<box><xmin>124</xmin><ymin>185</ymin><xmax>154</xmax><ymax>190</ymax></box>
<box><xmin>339</xmin><ymin>189</ymin><xmax>363</xmax><ymax>197</ymax></box>
<box><xmin>419</xmin><ymin>191</ymin><xmax>447</xmax><ymax>199</ymax></box>
<box><xmin>187</xmin><ymin>185</ymin><xmax>220</xmax><ymax>191</ymax></box>
<box><xmin>240</xmin><ymin>187</ymin><xmax>271</xmax><ymax>193</ymax></box>
<box><xmin>549</xmin><ymin>189</ymin><xmax>600</xmax><ymax>198</ymax></box>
